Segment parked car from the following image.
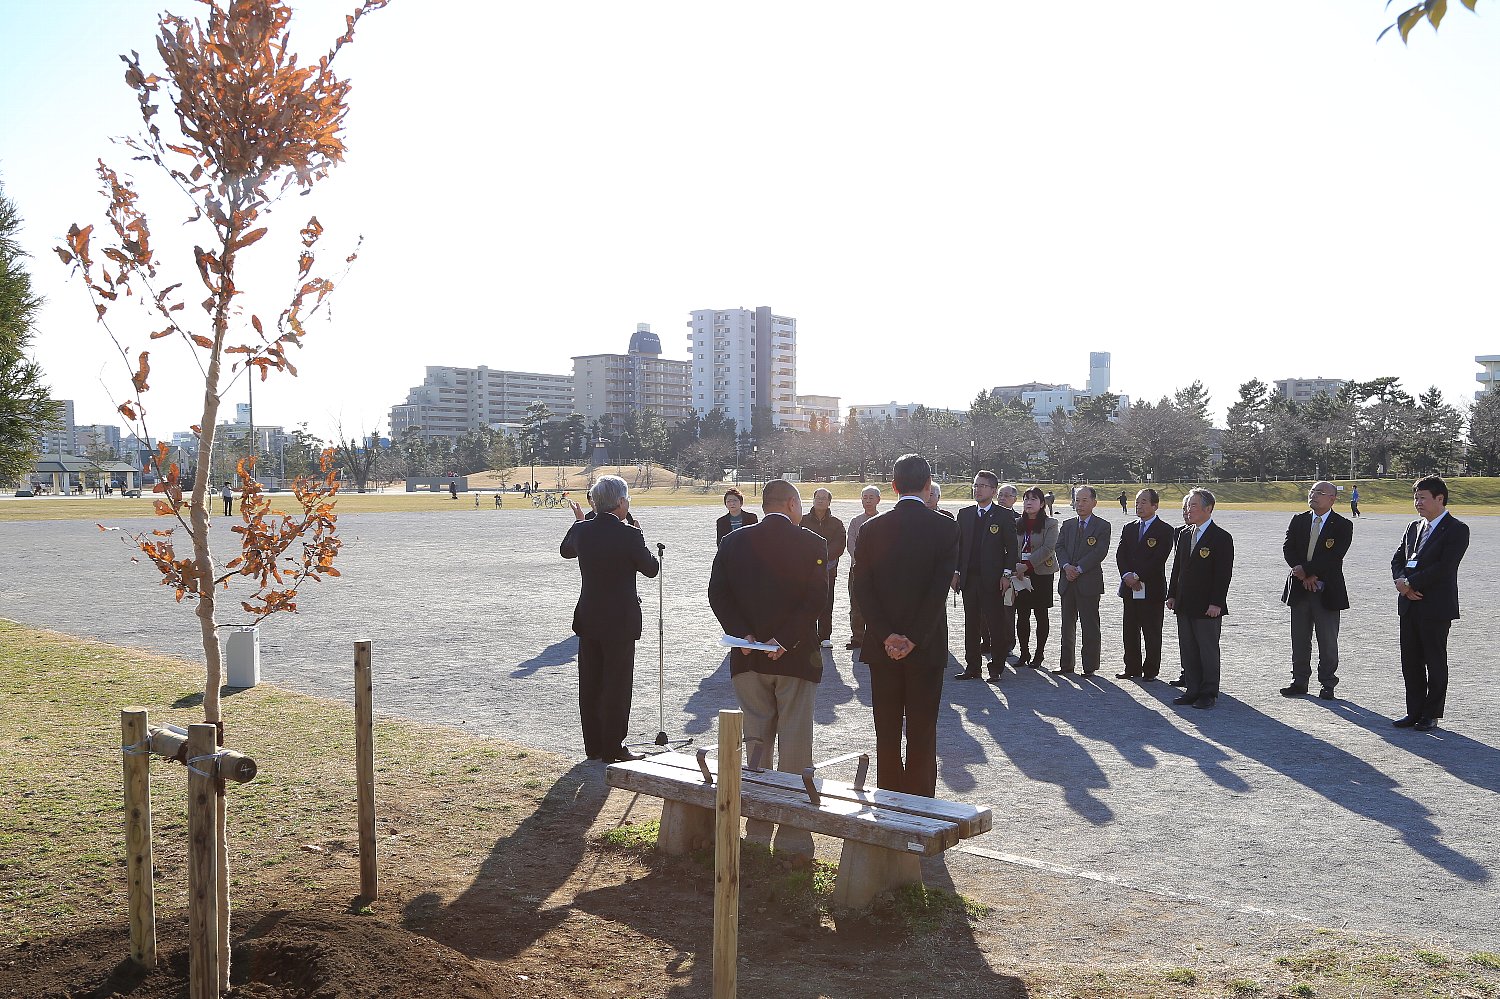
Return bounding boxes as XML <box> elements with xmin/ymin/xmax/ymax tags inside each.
<box><xmin>122</xmin><ymin>487</ymin><xmax>142</xmax><ymax>498</ymax></box>
<box><xmin>14</xmin><ymin>488</ymin><xmax>34</xmax><ymax>497</ymax></box>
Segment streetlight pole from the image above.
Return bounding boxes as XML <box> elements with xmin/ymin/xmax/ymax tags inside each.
<box><xmin>970</xmin><ymin>440</ymin><xmax>976</xmax><ymax>477</ymax></box>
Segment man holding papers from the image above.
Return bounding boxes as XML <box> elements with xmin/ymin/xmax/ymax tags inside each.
<box><xmin>708</xmin><ymin>478</ymin><xmax>829</xmax><ymax>856</ymax></box>
<box><xmin>1114</xmin><ymin>488</ymin><xmax>1175</xmax><ymax>680</ymax></box>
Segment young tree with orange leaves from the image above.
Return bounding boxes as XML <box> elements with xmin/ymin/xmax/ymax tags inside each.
<box><xmin>56</xmin><ymin>0</ymin><xmax>385</xmax><ymax>988</ymax></box>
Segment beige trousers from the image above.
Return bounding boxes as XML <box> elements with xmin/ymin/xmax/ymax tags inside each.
<box><xmin>732</xmin><ymin>670</ymin><xmax>817</xmax><ymax>855</ymax></box>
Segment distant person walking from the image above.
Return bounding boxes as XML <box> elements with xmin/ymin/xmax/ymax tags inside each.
<box><xmin>221</xmin><ymin>481</ymin><xmax>234</xmax><ymax>516</ymax></box>
<box><xmin>1117</xmin><ymin>490</ymin><xmax>1129</xmax><ymax>514</ymax></box>
<box><xmin>1350</xmin><ymin>485</ymin><xmax>1362</xmax><ymax>518</ymax></box>
<box><xmin>716</xmin><ymin>487</ymin><xmax>758</xmax><ymax>545</ymax></box>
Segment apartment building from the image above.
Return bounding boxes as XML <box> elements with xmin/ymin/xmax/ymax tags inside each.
<box><xmin>390</xmin><ymin>365</ymin><xmax>575</xmax><ymax>439</ymax></box>
<box><xmin>572</xmin><ymin>325</ymin><xmax>692</xmax><ymax>427</ymax></box>
<box><xmin>685</xmin><ymin>307</ymin><xmax>798</xmax><ymax>431</ymax></box>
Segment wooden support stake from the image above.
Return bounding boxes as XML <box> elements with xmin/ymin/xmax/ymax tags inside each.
<box><xmin>354</xmin><ymin>640</ymin><xmax>377</xmax><ymax>901</ymax></box>
<box><xmin>713</xmin><ymin>709</ymin><xmax>742</xmax><ymax>999</ymax></box>
<box><xmin>121</xmin><ymin>707</ymin><xmax>156</xmax><ymax>968</ymax></box>
<box><xmin>186</xmin><ymin>723</ymin><xmax>220</xmax><ymax>999</ymax></box>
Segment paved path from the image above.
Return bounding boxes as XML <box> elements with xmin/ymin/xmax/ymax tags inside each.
<box><xmin>3</xmin><ymin>501</ymin><xmax>1497</xmax><ymax>948</ymax></box>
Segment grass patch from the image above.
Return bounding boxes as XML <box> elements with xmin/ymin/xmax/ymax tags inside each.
<box><xmin>1226</xmin><ymin>980</ymin><xmax>1263</xmax><ymax>995</ymax></box>
<box><xmin>871</xmin><ymin>881</ymin><xmax>991</xmax><ymax>935</ymax></box>
<box><xmin>596</xmin><ymin>819</ymin><xmax>660</xmax><ymax>853</ymax></box>
<box><xmin>1415</xmin><ymin>950</ymin><xmax>1452</xmax><ymax>968</ymax></box>
<box><xmin>1473</xmin><ymin>953</ymin><xmax>1500</xmax><ymax>970</ymax></box>
<box><xmin>1164</xmin><ymin>968</ymin><xmax>1200</xmax><ymax>985</ymax></box>
<box><xmin>1289</xmin><ymin>985</ymin><xmax>1315</xmax><ymax>998</ymax></box>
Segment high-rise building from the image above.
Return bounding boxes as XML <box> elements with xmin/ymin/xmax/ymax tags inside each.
<box><xmin>389</xmin><ymin>365</ymin><xmax>575</xmax><ymax>440</ymax></box>
<box><xmin>38</xmin><ymin>399</ymin><xmax>76</xmax><ymax>454</ymax></box>
<box><xmin>74</xmin><ymin>424</ymin><xmax>122</xmax><ymax>457</ymax></box>
<box><xmin>1274</xmin><ymin>377</ymin><xmax>1346</xmax><ymax>402</ymax></box>
<box><xmin>848</xmin><ymin>402</ymin><xmax>967</xmax><ymax>425</ymax></box>
<box><xmin>685</xmin><ymin>307</ymin><xmax>797</xmax><ymax>432</ymax></box>
<box><xmin>572</xmin><ymin>324</ymin><xmax>692</xmax><ymax>429</ymax></box>
<box><xmin>1088</xmin><ymin>352</ymin><xmax>1111</xmax><ymax>395</ymax></box>
<box><xmin>1476</xmin><ymin>355</ymin><xmax>1500</xmax><ymax>399</ymax></box>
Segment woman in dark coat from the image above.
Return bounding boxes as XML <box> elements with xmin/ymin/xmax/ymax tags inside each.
<box><xmin>715</xmin><ymin>487</ymin><xmax>758</xmax><ymax>545</ymax></box>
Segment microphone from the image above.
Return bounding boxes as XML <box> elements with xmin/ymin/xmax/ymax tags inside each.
<box><xmin>657</xmin><ymin>543</ymin><xmax>666</xmax><ymax>553</ymax></box>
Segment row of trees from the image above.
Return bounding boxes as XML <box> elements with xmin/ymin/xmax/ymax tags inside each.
<box><xmin>299</xmin><ymin>373</ymin><xmax>1495</xmax><ymax>491</ymax></box>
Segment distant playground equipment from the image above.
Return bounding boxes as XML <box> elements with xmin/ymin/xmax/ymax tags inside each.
<box><xmin>405</xmin><ymin>476</ymin><xmax>468</xmax><ymax>493</ymax></box>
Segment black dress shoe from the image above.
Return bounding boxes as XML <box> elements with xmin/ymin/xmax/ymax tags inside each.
<box><xmin>1280</xmin><ymin>685</ymin><xmax>1308</xmax><ymax>698</ymax></box>
<box><xmin>1192</xmin><ymin>696</ymin><xmax>1216</xmax><ymax>710</ymax></box>
<box><xmin>1168</xmin><ymin>677</ymin><xmax>1188</xmax><ymax>688</ymax></box>
<box><xmin>1171</xmin><ymin>694</ymin><xmax>1194</xmax><ymax>705</ymax></box>
<box><xmin>1143</xmin><ymin>673</ymin><xmax>1160</xmax><ymax>681</ymax></box>
<box><xmin>1392</xmin><ymin>716</ymin><xmax>1418</xmax><ymax>728</ymax></box>
<box><xmin>985</xmin><ymin>673</ymin><xmax>1003</xmax><ymax>685</ymax></box>
<box><xmin>954</xmin><ymin>668</ymin><xmax>981</xmax><ymax>680</ymax></box>
<box><xmin>1414</xmin><ymin>718</ymin><xmax>1439</xmax><ymax>732</ymax></box>
<box><xmin>1052</xmin><ymin>667</ymin><xmax>1076</xmax><ymax>675</ymax></box>
<box><xmin>846</xmin><ymin>641</ymin><xmax>861</xmax><ymax>650</ymax></box>
<box><xmin>1032</xmin><ymin>654</ymin><xmax>1046</xmax><ymax>670</ymax></box>
<box><xmin>1083</xmin><ymin>667</ymin><xmax>1098</xmax><ymax>675</ymax></box>
<box><xmin>1115</xmin><ymin>672</ymin><xmax>1141</xmax><ymax>680</ymax></box>
<box><xmin>1317</xmin><ymin>687</ymin><xmax>1336</xmax><ymax>701</ymax></box>
<box><xmin>604</xmin><ymin>748</ymin><xmax>645</xmax><ymax>762</ymax></box>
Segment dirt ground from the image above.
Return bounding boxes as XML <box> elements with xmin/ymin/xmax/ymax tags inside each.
<box><xmin>4</xmin><ymin>621</ymin><xmax>1498</xmax><ymax>999</ymax></box>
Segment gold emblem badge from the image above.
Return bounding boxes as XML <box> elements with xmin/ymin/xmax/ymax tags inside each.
<box><xmin>816</xmin><ymin>559</ymin><xmax>824</xmax><ymax>565</ymax></box>
<box><xmin>1199</xmin><ymin>548</ymin><xmax>1211</xmax><ymax>558</ymax></box>
<box><xmin>1146</xmin><ymin>538</ymin><xmax>1158</xmax><ymax>548</ymax></box>
<box><xmin>989</xmin><ymin>523</ymin><xmax>999</xmax><ymax>535</ymax></box>
<box><xmin>1324</xmin><ymin>538</ymin><xmax>1335</xmax><ymax>549</ymax></box>
<box><xmin>1086</xmin><ymin>536</ymin><xmax>1097</xmax><ymax>546</ymax></box>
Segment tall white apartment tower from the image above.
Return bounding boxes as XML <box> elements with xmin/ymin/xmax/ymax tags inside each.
<box><xmin>1088</xmin><ymin>352</ymin><xmax>1111</xmax><ymax>395</ymax></box>
<box><xmin>686</xmin><ymin>307</ymin><xmax>798</xmax><ymax>432</ymax></box>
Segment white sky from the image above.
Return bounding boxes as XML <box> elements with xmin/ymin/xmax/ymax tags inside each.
<box><xmin>1</xmin><ymin>1</ymin><xmax>1496</xmax><ymax>439</ymax></box>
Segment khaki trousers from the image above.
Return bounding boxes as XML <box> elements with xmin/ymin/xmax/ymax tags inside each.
<box><xmin>732</xmin><ymin>670</ymin><xmax>817</xmax><ymax>855</ymax></box>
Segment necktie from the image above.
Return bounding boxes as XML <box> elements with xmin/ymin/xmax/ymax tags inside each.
<box><xmin>1416</xmin><ymin>521</ymin><xmax>1431</xmax><ymax>552</ymax></box>
<box><xmin>1191</xmin><ymin>525</ymin><xmax>1203</xmax><ymax>551</ymax></box>
<box><xmin>1306</xmin><ymin>515</ymin><xmax>1322</xmax><ymax>561</ymax></box>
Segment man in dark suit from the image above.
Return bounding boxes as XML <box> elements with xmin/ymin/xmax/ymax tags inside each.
<box><xmin>850</xmin><ymin>453</ymin><xmax>960</xmax><ymax>796</ymax></box>
<box><xmin>1391</xmin><ymin>474</ymin><xmax>1470</xmax><ymax>732</ymax></box>
<box><xmin>952</xmin><ymin>470</ymin><xmax>1017</xmax><ymax>683</ymax></box>
<box><xmin>1115</xmin><ymin>488</ymin><xmax>1175</xmax><ymax>680</ymax></box>
<box><xmin>710</xmin><ymin>478</ymin><xmax>829</xmax><ymax>854</ymax></box>
<box><xmin>1054</xmin><ymin>485</ymin><xmax>1112</xmax><ymax>675</ymax></box>
<box><xmin>1167</xmin><ymin>488</ymin><xmax>1233</xmax><ymax>710</ymax></box>
<box><xmin>1280</xmin><ymin>480</ymin><xmax>1353</xmax><ymax>700</ymax></box>
<box><xmin>560</xmin><ymin>475</ymin><xmax>660</xmax><ymax>762</ymax></box>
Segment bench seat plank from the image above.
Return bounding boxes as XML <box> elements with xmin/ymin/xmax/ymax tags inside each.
<box><xmin>646</xmin><ymin>751</ymin><xmax>993</xmax><ymax>839</ymax></box>
<box><xmin>607</xmin><ymin>759</ymin><xmax>959</xmax><ymax>856</ymax></box>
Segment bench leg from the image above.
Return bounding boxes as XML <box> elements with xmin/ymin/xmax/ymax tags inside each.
<box><xmin>831</xmin><ymin>840</ymin><xmax>923</xmax><ymax>910</ymax></box>
<box><xmin>657</xmin><ymin>800</ymin><xmax>714</xmax><ymax>855</ymax></box>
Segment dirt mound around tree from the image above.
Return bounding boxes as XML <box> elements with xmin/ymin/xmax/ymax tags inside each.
<box><xmin>2</xmin><ymin>908</ymin><xmax>531</xmax><ymax>999</ymax></box>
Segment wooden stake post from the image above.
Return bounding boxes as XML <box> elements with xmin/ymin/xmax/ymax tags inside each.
<box><xmin>713</xmin><ymin>709</ymin><xmax>742</xmax><ymax>999</ymax></box>
<box><xmin>121</xmin><ymin>708</ymin><xmax>156</xmax><ymax>968</ymax></box>
<box><xmin>186</xmin><ymin>723</ymin><xmax>220</xmax><ymax>999</ymax></box>
<box><xmin>354</xmin><ymin>640</ymin><xmax>377</xmax><ymax>901</ymax></box>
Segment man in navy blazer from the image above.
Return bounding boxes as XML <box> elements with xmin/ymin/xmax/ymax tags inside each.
<box><xmin>1280</xmin><ymin>481</ymin><xmax>1353</xmax><ymax>700</ymax></box>
<box><xmin>850</xmin><ymin>453</ymin><xmax>960</xmax><ymax>796</ymax></box>
<box><xmin>560</xmin><ymin>475</ymin><xmax>660</xmax><ymax>762</ymax></box>
<box><xmin>1115</xmin><ymin>488</ymin><xmax>1176</xmax><ymax>680</ymax></box>
<box><xmin>1054</xmin><ymin>485</ymin><xmax>1112</xmax><ymax>675</ymax></box>
<box><xmin>1391</xmin><ymin>474</ymin><xmax>1470</xmax><ymax>732</ymax></box>
<box><xmin>1167</xmin><ymin>488</ymin><xmax>1234</xmax><ymax>709</ymax></box>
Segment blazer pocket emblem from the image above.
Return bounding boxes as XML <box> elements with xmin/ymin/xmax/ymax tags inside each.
<box><xmin>1324</xmin><ymin>538</ymin><xmax>1335</xmax><ymax>549</ymax></box>
<box><xmin>1199</xmin><ymin>548</ymin><xmax>1211</xmax><ymax>558</ymax></box>
<box><xmin>1146</xmin><ymin>538</ymin><xmax>1157</xmax><ymax>548</ymax></box>
<box><xmin>989</xmin><ymin>523</ymin><xmax>999</xmax><ymax>534</ymax></box>
<box><xmin>1086</xmin><ymin>536</ymin><xmax>1097</xmax><ymax>546</ymax></box>
<box><xmin>816</xmin><ymin>558</ymin><xmax>824</xmax><ymax>565</ymax></box>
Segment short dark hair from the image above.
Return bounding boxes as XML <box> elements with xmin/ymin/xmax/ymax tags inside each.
<box><xmin>1074</xmin><ymin>484</ymin><xmax>1097</xmax><ymax>501</ymax></box>
<box><xmin>762</xmin><ymin>478</ymin><xmax>799</xmax><ymax>507</ymax></box>
<box><xmin>1138</xmin><ymin>487</ymin><xmax>1160</xmax><ymax>506</ymax></box>
<box><xmin>892</xmin><ymin>453</ymin><xmax>932</xmax><ymax>496</ymax></box>
<box><xmin>974</xmin><ymin>469</ymin><xmax>999</xmax><ymax>489</ymax></box>
<box><xmin>1414</xmin><ymin>474</ymin><xmax>1448</xmax><ymax>505</ymax></box>
<box><xmin>723</xmin><ymin>487</ymin><xmax>744</xmax><ymax>505</ymax></box>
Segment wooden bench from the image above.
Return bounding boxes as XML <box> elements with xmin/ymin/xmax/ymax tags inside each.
<box><xmin>606</xmin><ymin>750</ymin><xmax>992</xmax><ymax>908</ymax></box>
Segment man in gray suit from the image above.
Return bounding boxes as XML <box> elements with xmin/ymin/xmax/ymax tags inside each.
<box><xmin>1054</xmin><ymin>485</ymin><xmax>1113</xmax><ymax>675</ymax></box>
